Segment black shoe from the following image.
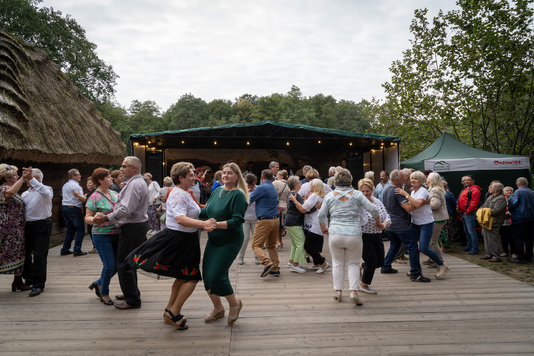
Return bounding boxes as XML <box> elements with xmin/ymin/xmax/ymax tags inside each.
<box><xmin>381</xmin><ymin>268</ymin><xmax>398</xmax><ymax>274</ymax></box>
<box><xmin>29</xmin><ymin>287</ymin><xmax>44</xmax><ymax>297</ymax></box>
<box><xmin>60</xmin><ymin>251</ymin><xmax>73</xmax><ymax>256</ymax></box>
<box><xmin>260</xmin><ymin>264</ymin><xmax>274</xmax><ymax>278</ymax></box>
<box><xmin>510</xmin><ymin>258</ymin><xmax>526</xmax><ymax>263</ymax></box>
<box><xmin>88</xmin><ymin>282</ymin><xmax>101</xmax><ymax>298</ymax></box>
<box><xmin>269</xmin><ymin>271</ymin><xmax>280</xmax><ymax>277</ymax></box>
<box><xmin>410</xmin><ymin>275</ymin><xmax>431</xmax><ymax>282</ymax></box>
<box><xmin>73</xmin><ymin>251</ymin><xmax>87</xmax><ymax>257</ymax></box>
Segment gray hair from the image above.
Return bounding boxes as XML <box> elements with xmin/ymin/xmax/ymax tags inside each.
<box><xmin>516</xmin><ymin>177</ymin><xmax>528</xmax><ymax>187</ymax></box>
<box><xmin>269</xmin><ymin>161</ymin><xmax>279</xmax><ymax>169</ymax></box>
<box><xmin>287</xmin><ymin>176</ymin><xmax>301</xmax><ymax>190</ymax></box>
<box><xmin>364</xmin><ymin>171</ymin><xmax>375</xmax><ymax>180</ymax></box>
<box><xmin>334</xmin><ymin>168</ymin><xmax>353</xmax><ymax>187</ymax></box>
<box><xmin>492</xmin><ymin>182</ymin><xmax>504</xmax><ymax>192</ymax></box>
<box><xmin>390</xmin><ymin>169</ymin><xmax>403</xmax><ymax>184</ymax></box>
<box><xmin>67</xmin><ymin>168</ymin><xmax>79</xmax><ymax>179</ymax></box>
<box><xmin>328</xmin><ymin>166</ymin><xmax>336</xmax><ymax>175</ymax></box>
<box><xmin>32</xmin><ymin>168</ymin><xmax>44</xmax><ymax>182</ymax></box>
<box><xmin>124</xmin><ymin>156</ymin><xmax>142</xmax><ymax>170</ymax></box>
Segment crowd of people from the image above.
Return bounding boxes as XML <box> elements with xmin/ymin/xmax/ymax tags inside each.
<box><xmin>1</xmin><ymin>157</ymin><xmax>534</xmax><ymax>330</ymax></box>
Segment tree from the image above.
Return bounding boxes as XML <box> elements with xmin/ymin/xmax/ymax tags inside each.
<box><xmin>207</xmin><ymin>99</ymin><xmax>236</xmax><ymax>126</ymax></box>
<box><xmin>377</xmin><ymin>0</ymin><xmax>534</xmax><ymax>161</ymax></box>
<box><xmin>164</xmin><ymin>94</ymin><xmax>208</xmax><ymax>130</ymax></box>
<box><xmin>0</xmin><ymin>0</ymin><xmax>118</xmax><ymax>103</ymax></box>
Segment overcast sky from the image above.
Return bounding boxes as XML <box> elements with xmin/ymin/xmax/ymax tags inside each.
<box><xmin>40</xmin><ymin>0</ymin><xmax>458</xmax><ymax>111</ymax></box>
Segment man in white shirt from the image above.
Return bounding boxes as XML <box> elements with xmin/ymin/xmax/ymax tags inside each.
<box><xmin>60</xmin><ymin>168</ymin><xmax>87</xmax><ymax>256</ymax></box>
<box><xmin>21</xmin><ymin>168</ymin><xmax>53</xmax><ymax>297</ymax></box>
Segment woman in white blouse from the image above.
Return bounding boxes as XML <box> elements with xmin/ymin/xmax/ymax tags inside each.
<box><xmin>395</xmin><ymin>171</ymin><xmax>450</xmax><ymax>279</ymax></box>
<box><xmin>129</xmin><ymin>162</ymin><xmax>216</xmax><ymax>330</ymax></box>
<box><xmin>318</xmin><ymin>169</ymin><xmax>383</xmax><ymax>305</ymax></box>
<box><xmin>357</xmin><ymin>178</ymin><xmax>391</xmax><ymax>294</ymax></box>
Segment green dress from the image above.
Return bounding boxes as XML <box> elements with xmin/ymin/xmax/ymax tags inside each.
<box><xmin>200</xmin><ymin>187</ymin><xmax>248</xmax><ymax>296</ymax></box>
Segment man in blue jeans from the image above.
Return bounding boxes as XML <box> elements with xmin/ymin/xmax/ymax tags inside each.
<box><xmin>457</xmin><ymin>175</ymin><xmax>482</xmax><ymax>255</ymax></box>
<box><xmin>61</xmin><ymin>168</ymin><xmax>87</xmax><ymax>256</ymax></box>
<box><xmin>380</xmin><ymin>170</ymin><xmax>430</xmax><ymax>282</ymax></box>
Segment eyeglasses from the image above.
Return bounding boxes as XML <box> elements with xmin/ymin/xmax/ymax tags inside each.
<box><xmin>121</xmin><ymin>164</ymin><xmax>133</xmax><ymax>168</ymax></box>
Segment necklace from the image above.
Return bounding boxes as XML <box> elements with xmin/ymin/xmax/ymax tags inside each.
<box><xmin>219</xmin><ymin>188</ymin><xmax>233</xmax><ymax>198</ymax></box>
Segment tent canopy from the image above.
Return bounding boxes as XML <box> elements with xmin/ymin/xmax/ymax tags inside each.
<box><xmin>401</xmin><ymin>132</ymin><xmax>515</xmax><ymax>171</ymax></box>
<box><xmin>401</xmin><ymin>132</ymin><xmax>530</xmax><ymax>196</ymax></box>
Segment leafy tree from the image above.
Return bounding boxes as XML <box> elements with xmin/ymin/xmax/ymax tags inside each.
<box><xmin>336</xmin><ymin>99</ymin><xmax>372</xmax><ymax>133</ymax></box>
<box><xmin>0</xmin><ymin>0</ymin><xmax>118</xmax><ymax>103</ymax></box>
<box><xmin>164</xmin><ymin>93</ymin><xmax>208</xmax><ymax>130</ymax></box>
<box><xmin>252</xmin><ymin>93</ymin><xmax>285</xmax><ymax>122</ymax></box>
<box><xmin>207</xmin><ymin>99</ymin><xmax>236</xmax><ymax>126</ymax></box>
<box><xmin>377</xmin><ymin>0</ymin><xmax>534</xmax><ymax>160</ymax></box>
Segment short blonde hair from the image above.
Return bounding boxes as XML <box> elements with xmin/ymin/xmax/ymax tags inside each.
<box><xmin>277</xmin><ymin>170</ymin><xmax>288</xmax><ymax>180</ymax></box>
<box><xmin>163</xmin><ymin>176</ymin><xmax>173</xmax><ymax>187</ymax></box>
<box><xmin>0</xmin><ymin>163</ymin><xmax>18</xmax><ymax>180</ymax></box>
<box><xmin>306</xmin><ymin>168</ymin><xmax>319</xmax><ymax>181</ymax></box>
<box><xmin>410</xmin><ymin>171</ymin><xmax>426</xmax><ymax>186</ymax></box>
<box><xmin>310</xmin><ymin>178</ymin><xmax>325</xmax><ymax>198</ymax></box>
<box><xmin>144</xmin><ymin>172</ymin><xmax>152</xmax><ymax>180</ymax></box>
<box><xmin>358</xmin><ymin>178</ymin><xmax>374</xmax><ymax>192</ymax></box>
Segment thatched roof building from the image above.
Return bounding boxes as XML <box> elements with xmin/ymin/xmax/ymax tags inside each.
<box><xmin>0</xmin><ymin>30</ymin><xmax>125</xmax><ymax>164</ymax></box>
<box><xmin>0</xmin><ymin>30</ymin><xmax>125</xmax><ymax>243</ymax></box>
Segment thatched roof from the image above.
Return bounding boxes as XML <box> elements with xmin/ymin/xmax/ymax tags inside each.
<box><xmin>0</xmin><ymin>30</ymin><xmax>125</xmax><ymax>165</ymax></box>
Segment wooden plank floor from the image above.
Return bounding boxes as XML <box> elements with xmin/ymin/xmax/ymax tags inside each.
<box><xmin>2</xmin><ymin>232</ymin><xmax>534</xmax><ymax>355</ymax></box>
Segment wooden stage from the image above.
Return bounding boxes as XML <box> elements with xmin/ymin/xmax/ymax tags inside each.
<box><xmin>1</xmin><ymin>232</ymin><xmax>534</xmax><ymax>355</ymax></box>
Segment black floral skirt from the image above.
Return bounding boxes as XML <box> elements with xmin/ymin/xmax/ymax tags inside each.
<box><xmin>127</xmin><ymin>228</ymin><xmax>201</xmax><ymax>281</ymax></box>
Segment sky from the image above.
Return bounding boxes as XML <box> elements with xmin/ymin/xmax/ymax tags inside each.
<box><xmin>40</xmin><ymin>0</ymin><xmax>458</xmax><ymax>111</ymax></box>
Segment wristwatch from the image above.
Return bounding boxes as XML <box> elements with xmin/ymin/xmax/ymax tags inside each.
<box><xmin>104</xmin><ymin>216</ymin><xmax>109</xmax><ymax>222</ymax></box>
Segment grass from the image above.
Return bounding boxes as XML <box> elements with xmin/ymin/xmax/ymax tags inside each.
<box><xmin>446</xmin><ymin>241</ymin><xmax>534</xmax><ymax>286</ymax></box>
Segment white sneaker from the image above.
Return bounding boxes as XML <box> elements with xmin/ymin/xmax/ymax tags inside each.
<box><xmin>358</xmin><ymin>285</ymin><xmax>377</xmax><ymax>294</ymax></box>
<box><xmin>287</xmin><ymin>262</ymin><xmax>292</xmax><ymax>268</ymax></box>
<box><xmin>307</xmin><ymin>265</ymin><xmax>320</xmax><ymax>270</ymax></box>
<box><xmin>316</xmin><ymin>262</ymin><xmax>330</xmax><ymax>274</ymax></box>
<box><xmin>289</xmin><ymin>265</ymin><xmax>306</xmax><ymax>273</ymax></box>
<box><xmin>512</xmin><ymin>254</ymin><xmax>518</xmax><ymax>259</ymax></box>
<box><xmin>435</xmin><ymin>263</ymin><xmax>450</xmax><ymax>279</ymax></box>
<box><xmin>500</xmin><ymin>253</ymin><xmax>508</xmax><ymax>257</ymax></box>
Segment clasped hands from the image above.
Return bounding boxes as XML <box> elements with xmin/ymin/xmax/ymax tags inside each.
<box><xmin>93</xmin><ymin>212</ymin><xmax>106</xmax><ymax>225</ymax></box>
<box><xmin>203</xmin><ymin>218</ymin><xmax>217</xmax><ymax>232</ymax></box>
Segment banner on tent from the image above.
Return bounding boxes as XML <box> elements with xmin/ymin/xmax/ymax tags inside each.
<box><xmin>425</xmin><ymin>157</ymin><xmax>530</xmax><ymax>172</ymax></box>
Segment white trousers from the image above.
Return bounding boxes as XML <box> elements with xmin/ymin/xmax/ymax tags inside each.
<box><xmin>329</xmin><ymin>233</ymin><xmax>362</xmax><ymax>291</ymax></box>
<box><xmin>238</xmin><ymin>219</ymin><xmax>257</xmax><ymax>259</ymax></box>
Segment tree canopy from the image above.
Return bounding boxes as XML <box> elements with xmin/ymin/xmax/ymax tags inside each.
<box><xmin>374</xmin><ymin>0</ymin><xmax>534</xmax><ymax>161</ymax></box>
<box><xmin>0</xmin><ymin>0</ymin><xmax>118</xmax><ymax>103</ymax></box>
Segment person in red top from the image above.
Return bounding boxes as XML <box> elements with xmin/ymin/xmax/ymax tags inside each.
<box><xmin>457</xmin><ymin>175</ymin><xmax>482</xmax><ymax>255</ymax></box>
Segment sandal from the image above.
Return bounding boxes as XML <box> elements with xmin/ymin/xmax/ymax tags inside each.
<box><xmin>227</xmin><ymin>300</ymin><xmax>243</xmax><ymax>325</ymax></box>
<box><xmin>164</xmin><ymin>310</ymin><xmax>188</xmax><ymax>330</ymax></box>
<box><xmin>204</xmin><ymin>307</ymin><xmax>225</xmax><ymax>323</ymax></box>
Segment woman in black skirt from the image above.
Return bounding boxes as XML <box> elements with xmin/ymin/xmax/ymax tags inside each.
<box><xmin>357</xmin><ymin>178</ymin><xmax>391</xmax><ymax>294</ymax></box>
<box><xmin>128</xmin><ymin>162</ymin><xmax>215</xmax><ymax>330</ymax></box>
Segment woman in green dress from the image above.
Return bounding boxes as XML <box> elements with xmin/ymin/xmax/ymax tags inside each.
<box><xmin>201</xmin><ymin>162</ymin><xmax>249</xmax><ymax>325</ymax></box>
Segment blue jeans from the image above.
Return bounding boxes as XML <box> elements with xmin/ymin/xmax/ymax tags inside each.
<box><xmin>61</xmin><ymin>206</ymin><xmax>85</xmax><ymax>254</ymax></box>
<box><xmin>92</xmin><ymin>233</ymin><xmax>119</xmax><ymax>296</ymax></box>
<box><xmin>382</xmin><ymin>228</ymin><xmax>422</xmax><ymax>277</ymax></box>
<box><xmin>462</xmin><ymin>212</ymin><xmax>478</xmax><ymax>253</ymax></box>
<box><xmin>412</xmin><ymin>222</ymin><xmax>443</xmax><ymax>265</ymax></box>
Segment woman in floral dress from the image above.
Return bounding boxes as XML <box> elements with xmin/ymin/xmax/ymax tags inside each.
<box><xmin>0</xmin><ymin>163</ymin><xmax>32</xmax><ymax>292</ymax></box>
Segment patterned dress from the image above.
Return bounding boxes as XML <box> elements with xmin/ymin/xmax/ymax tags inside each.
<box><xmin>0</xmin><ymin>184</ymin><xmax>25</xmax><ymax>274</ymax></box>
